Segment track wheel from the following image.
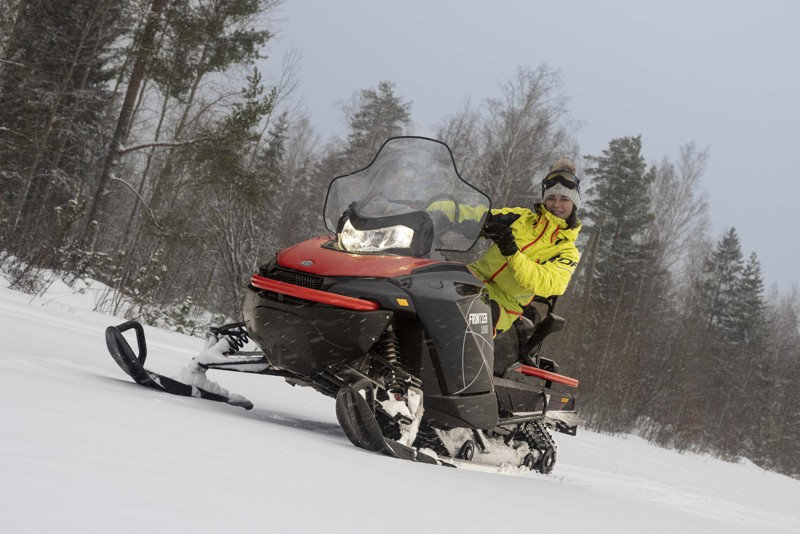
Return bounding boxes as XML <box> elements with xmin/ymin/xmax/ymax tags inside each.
<box><xmin>522</xmin><ymin>452</ymin><xmax>536</xmax><ymax>470</ymax></box>
<box><xmin>457</xmin><ymin>440</ymin><xmax>475</xmax><ymax>461</ymax></box>
<box><xmin>534</xmin><ymin>447</ymin><xmax>556</xmax><ymax>474</ymax></box>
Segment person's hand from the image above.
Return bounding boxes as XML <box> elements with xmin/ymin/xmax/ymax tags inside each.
<box><xmin>482</xmin><ymin>222</ymin><xmax>518</xmax><ymax>256</ymax></box>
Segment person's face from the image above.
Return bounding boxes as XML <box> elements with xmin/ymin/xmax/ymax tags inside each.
<box><xmin>544</xmin><ymin>194</ymin><xmax>574</xmax><ymax>220</ymax></box>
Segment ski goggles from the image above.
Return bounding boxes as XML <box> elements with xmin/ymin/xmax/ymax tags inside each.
<box><xmin>542</xmin><ymin>170</ymin><xmax>581</xmax><ymax>193</ymax></box>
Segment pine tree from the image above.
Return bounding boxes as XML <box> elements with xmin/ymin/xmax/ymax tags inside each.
<box><xmin>695</xmin><ymin>227</ymin><xmax>745</xmax><ymax>340</ymax></box>
<box><xmin>311</xmin><ymin>80</ymin><xmax>413</xmax><ymax>211</ymax></box>
<box><xmin>731</xmin><ymin>253</ymin><xmax>766</xmax><ymax>345</ymax></box>
<box><xmin>723</xmin><ymin>252</ymin><xmax>766</xmax><ymax>458</ymax></box>
<box><xmin>582</xmin><ymin>136</ymin><xmax>655</xmax><ymax>304</ymax></box>
<box><xmin>683</xmin><ymin>228</ymin><xmax>762</xmax><ymax>456</ymax></box>
<box><xmin>561</xmin><ymin>135</ymin><xmax>663</xmax><ymax>430</ymax></box>
<box><xmin>0</xmin><ymin>0</ymin><xmax>127</xmax><ymax>265</ymax></box>
<box><xmin>342</xmin><ymin>80</ymin><xmax>412</xmax><ymax>171</ymax></box>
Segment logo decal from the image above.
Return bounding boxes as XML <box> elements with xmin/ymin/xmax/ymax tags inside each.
<box><xmin>468</xmin><ymin>312</ymin><xmax>489</xmax><ymax>326</ymax></box>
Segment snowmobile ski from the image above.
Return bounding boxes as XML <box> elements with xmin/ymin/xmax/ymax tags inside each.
<box><xmin>104</xmin><ymin>320</ymin><xmax>253</xmax><ymax>410</ymax></box>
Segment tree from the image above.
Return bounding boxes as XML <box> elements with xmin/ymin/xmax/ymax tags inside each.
<box><xmin>270</xmin><ymin>116</ymin><xmax>323</xmax><ymax>246</ymax></box>
<box><xmin>435</xmin><ymin>98</ymin><xmax>482</xmax><ymax>180</ymax></box>
<box><xmin>474</xmin><ymin>65</ymin><xmax>577</xmax><ymax>208</ymax></box>
<box><xmin>759</xmin><ymin>288</ymin><xmax>800</xmax><ymax>475</ymax></box>
<box><xmin>557</xmin><ymin>135</ymin><xmax>665</xmax><ymax>430</ymax></box>
<box><xmin>675</xmin><ymin>228</ymin><xmax>767</xmax><ymax>456</ymax></box>
<box><xmin>309</xmin><ymin>80</ymin><xmax>413</xmax><ymax>224</ymax></box>
<box><xmin>695</xmin><ymin>228</ymin><xmax>745</xmax><ymax>338</ymax></box>
<box><xmin>341</xmin><ymin>80</ymin><xmax>412</xmax><ymax>171</ymax></box>
<box><xmin>86</xmin><ymin>0</ymin><xmax>278</xmax><ymax>251</ymax></box>
<box><xmin>581</xmin><ymin>136</ymin><xmax>655</xmax><ymax>302</ymax></box>
<box><xmin>83</xmin><ymin>0</ymin><xmax>167</xmax><ymax>248</ymax></box>
<box><xmin>730</xmin><ymin>253</ymin><xmax>766</xmax><ymax>345</ymax></box>
<box><xmin>645</xmin><ymin>142</ymin><xmax>710</xmax><ymax>275</ymax></box>
<box><xmin>0</xmin><ymin>0</ymin><xmax>128</xmax><ymax>265</ymax></box>
<box><xmin>86</xmin><ymin>0</ymin><xmax>282</xmax><ymax>317</ymax></box>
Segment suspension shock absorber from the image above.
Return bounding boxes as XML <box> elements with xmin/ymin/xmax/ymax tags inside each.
<box><xmin>379</xmin><ymin>325</ymin><xmax>405</xmax><ymax>399</ymax></box>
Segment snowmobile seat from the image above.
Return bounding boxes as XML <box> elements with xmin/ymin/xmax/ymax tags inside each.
<box><xmin>493</xmin><ymin>296</ymin><xmax>567</xmax><ymax>376</ymax></box>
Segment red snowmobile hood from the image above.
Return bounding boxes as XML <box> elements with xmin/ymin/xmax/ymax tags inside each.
<box><xmin>276</xmin><ymin>236</ymin><xmax>448</xmax><ymax>278</ymax></box>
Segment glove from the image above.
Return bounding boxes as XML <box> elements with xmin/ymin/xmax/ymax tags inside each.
<box><xmin>482</xmin><ymin>222</ymin><xmax>518</xmax><ymax>256</ymax></box>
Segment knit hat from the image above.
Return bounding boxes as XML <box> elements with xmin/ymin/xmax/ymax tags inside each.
<box><xmin>541</xmin><ymin>158</ymin><xmax>582</xmax><ymax>211</ymax></box>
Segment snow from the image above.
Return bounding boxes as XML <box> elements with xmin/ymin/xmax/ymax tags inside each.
<box><xmin>1</xmin><ymin>280</ymin><xmax>799</xmax><ymax>533</ymax></box>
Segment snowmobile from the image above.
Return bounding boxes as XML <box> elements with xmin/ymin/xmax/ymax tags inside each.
<box><xmin>105</xmin><ymin>136</ymin><xmax>580</xmax><ymax>473</ymax></box>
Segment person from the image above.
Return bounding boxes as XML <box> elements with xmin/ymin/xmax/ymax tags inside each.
<box><xmin>468</xmin><ymin>159</ymin><xmax>582</xmax><ymax>336</ymax></box>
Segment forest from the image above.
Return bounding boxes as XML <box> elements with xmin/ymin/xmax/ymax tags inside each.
<box><xmin>1</xmin><ymin>0</ymin><xmax>798</xmax><ymax>477</ymax></box>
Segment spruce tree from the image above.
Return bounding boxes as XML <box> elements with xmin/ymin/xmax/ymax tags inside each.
<box><xmin>343</xmin><ymin>80</ymin><xmax>412</xmax><ymax>170</ymax></box>
<box><xmin>695</xmin><ymin>227</ymin><xmax>745</xmax><ymax>340</ymax></box>
<box><xmin>731</xmin><ymin>253</ymin><xmax>766</xmax><ymax>345</ymax></box>
<box><xmin>582</xmin><ymin>135</ymin><xmax>655</xmax><ymax>304</ymax></box>
<box><xmin>566</xmin><ymin>135</ymin><xmax>663</xmax><ymax>430</ymax></box>
<box><xmin>312</xmin><ymin>80</ymin><xmax>413</xmax><ymax>205</ymax></box>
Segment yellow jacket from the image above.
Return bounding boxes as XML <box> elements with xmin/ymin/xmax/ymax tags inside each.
<box><xmin>469</xmin><ymin>205</ymin><xmax>581</xmax><ymax>331</ymax></box>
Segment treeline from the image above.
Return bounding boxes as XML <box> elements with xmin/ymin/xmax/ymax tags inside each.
<box><xmin>547</xmin><ymin>138</ymin><xmax>800</xmax><ymax>478</ymax></box>
<box><xmin>1</xmin><ymin>1</ymin><xmax>797</xmax><ymax>476</ymax></box>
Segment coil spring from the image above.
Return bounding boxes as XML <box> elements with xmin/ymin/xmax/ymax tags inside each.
<box><xmin>379</xmin><ymin>327</ymin><xmax>404</xmax><ymax>397</ymax></box>
<box><xmin>226</xmin><ymin>328</ymin><xmax>249</xmax><ymax>353</ymax></box>
<box><xmin>210</xmin><ymin>323</ymin><xmax>249</xmax><ymax>355</ymax></box>
<box><xmin>380</xmin><ymin>329</ymin><xmax>400</xmax><ymax>365</ymax></box>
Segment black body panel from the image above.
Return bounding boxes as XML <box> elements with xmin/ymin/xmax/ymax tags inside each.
<box><xmin>244</xmin><ymin>262</ymin><xmax>500</xmax><ymax>430</ymax></box>
<box><xmin>493</xmin><ymin>374</ymin><xmax>576</xmax><ymax>415</ymax></box>
<box><xmin>423</xmin><ymin>392</ymin><xmax>499</xmax><ymax>430</ymax></box>
<box><xmin>397</xmin><ymin>270</ymin><xmax>494</xmax><ymax>396</ymax></box>
<box><xmin>336</xmin><ymin>268</ymin><xmax>498</xmax><ymax>429</ymax></box>
<box><xmin>493</xmin><ymin>376</ymin><xmax>547</xmax><ymax>414</ymax></box>
<box><xmin>243</xmin><ymin>287</ymin><xmax>392</xmax><ymax>375</ymax></box>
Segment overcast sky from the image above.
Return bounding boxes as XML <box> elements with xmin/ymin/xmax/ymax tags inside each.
<box><xmin>264</xmin><ymin>0</ymin><xmax>799</xmax><ymax>290</ymax></box>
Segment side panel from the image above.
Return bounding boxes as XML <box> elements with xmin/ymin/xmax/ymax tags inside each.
<box><xmin>401</xmin><ymin>271</ymin><xmax>495</xmax><ymax>396</ymax></box>
<box><xmin>243</xmin><ymin>287</ymin><xmax>392</xmax><ymax>375</ymax></box>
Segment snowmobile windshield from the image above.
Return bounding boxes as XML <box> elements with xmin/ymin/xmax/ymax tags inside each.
<box><xmin>323</xmin><ymin>137</ymin><xmax>492</xmax><ymax>253</ymax></box>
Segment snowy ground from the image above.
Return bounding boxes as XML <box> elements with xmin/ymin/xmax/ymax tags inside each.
<box><xmin>1</xmin><ymin>278</ymin><xmax>799</xmax><ymax>533</ymax></box>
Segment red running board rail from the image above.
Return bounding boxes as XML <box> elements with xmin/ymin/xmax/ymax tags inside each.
<box><xmin>515</xmin><ymin>365</ymin><xmax>579</xmax><ymax>388</ymax></box>
<box><xmin>250</xmin><ymin>274</ymin><xmax>381</xmax><ymax>312</ymax></box>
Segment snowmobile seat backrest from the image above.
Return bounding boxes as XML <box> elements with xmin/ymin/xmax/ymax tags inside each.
<box><xmin>516</xmin><ymin>311</ymin><xmax>566</xmax><ymax>362</ymax></box>
<box><xmin>530</xmin><ymin>312</ymin><xmax>566</xmax><ymax>343</ymax></box>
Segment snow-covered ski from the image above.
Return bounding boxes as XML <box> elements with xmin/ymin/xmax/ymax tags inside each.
<box><xmin>105</xmin><ymin>320</ymin><xmax>253</xmax><ymax>410</ymax></box>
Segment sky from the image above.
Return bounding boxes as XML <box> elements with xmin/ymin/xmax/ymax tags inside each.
<box><xmin>2</xmin><ymin>277</ymin><xmax>800</xmax><ymax>533</ymax></box>
<box><xmin>263</xmin><ymin>0</ymin><xmax>800</xmax><ymax>290</ymax></box>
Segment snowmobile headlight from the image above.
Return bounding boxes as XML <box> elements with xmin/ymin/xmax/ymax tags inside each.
<box><xmin>338</xmin><ymin>219</ymin><xmax>415</xmax><ymax>253</ymax></box>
